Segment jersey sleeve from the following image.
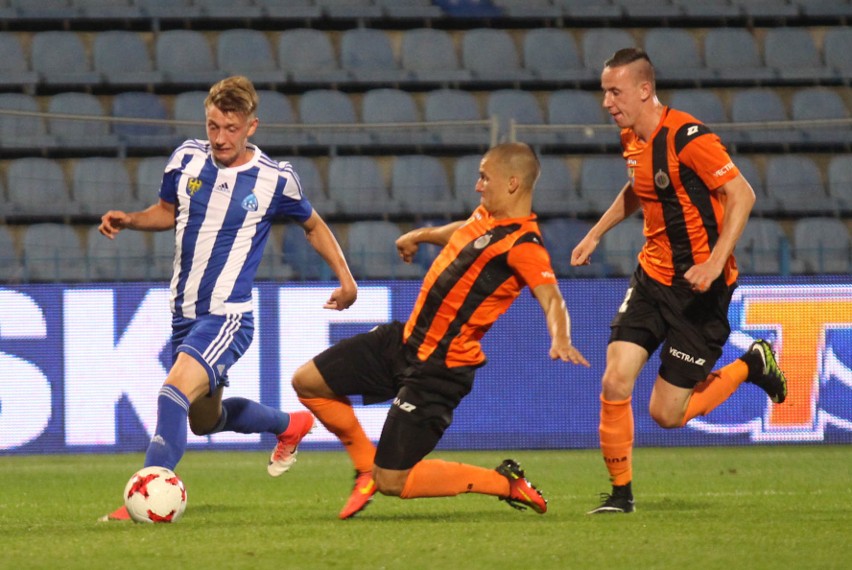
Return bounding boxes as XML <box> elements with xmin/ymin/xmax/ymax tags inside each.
<box><xmin>157</xmin><ymin>169</ymin><xmax>180</xmax><ymax>204</ymax></box>
<box><xmin>507</xmin><ymin>239</ymin><xmax>558</xmax><ymax>289</ymax></box>
<box><xmin>677</xmin><ymin>128</ymin><xmax>740</xmax><ymax>191</ymax></box>
<box><xmin>272</xmin><ymin>167</ymin><xmax>313</xmax><ymax>222</ymax></box>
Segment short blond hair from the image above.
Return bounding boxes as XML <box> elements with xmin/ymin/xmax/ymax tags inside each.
<box><xmin>205</xmin><ymin>75</ymin><xmax>258</xmax><ymax>117</ymax></box>
<box><xmin>486</xmin><ymin>142</ymin><xmax>541</xmax><ymax>190</ymax></box>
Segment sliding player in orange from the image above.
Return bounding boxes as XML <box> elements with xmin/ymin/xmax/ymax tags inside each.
<box><xmin>291</xmin><ymin>142</ymin><xmax>589</xmax><ymax>519</ymax></box>
<box><xmin>571</xmin><ymin>48</ymin><xmax>788</xmax><ymax>514</ymax></box>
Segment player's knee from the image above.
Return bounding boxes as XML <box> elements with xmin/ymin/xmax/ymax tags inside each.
<box><xmin>649</xmin><ymin>408</ymin><xmax>682</xmax><ymax>429</ymax></box>
<box><xmin>601</xmin><ymin>372</ymin><xmax>633</xmax><ymax>401</ymax></box>
<box><xmin>188</xmin><ymin>416</ymin><xmax>217</xmax><ymax>436</ymax></box>
<box><xmin>373</xmin><ymin>469</ymin><xmax>405</xmax><ymax>497</ymax></box>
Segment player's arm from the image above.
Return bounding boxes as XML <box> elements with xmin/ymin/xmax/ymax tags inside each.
<box><xmin>531</xmin><ymin>283</ymin><xmax>590</xmax><ymax>366</ymax></box>
<box><xmin>684</xmin><ymin>172</ymin><xmax>755</xmax><ymax>292</ymax></box>
<box><xmin>99</xmin><ymin>199</ymin><xmax>176</xmax><ymax>239</ymax></box>
<box><xmin>396</xmin><ymin>220</ymin><xmax>466</xmax><ymax>263</ymax></box>
<box><xmin>571</xmin><ymin>181</ymin><xmax>640</xmax><ymax>266</ymax></box>
<box><xmin>299</xmin><ymin>210</ymin><xmax>357</xmax><ymax>311</ymax></box>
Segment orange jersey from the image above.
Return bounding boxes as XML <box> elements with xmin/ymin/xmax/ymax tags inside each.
<box><xmin>621</xmin><ymin>107</ymin><xmax>741</xmax><ymax>286</ymax></box>
<box><xmin>403</xmin><ymin>206</ymin><xmax>557</xmax><ymax>368</ymax></box>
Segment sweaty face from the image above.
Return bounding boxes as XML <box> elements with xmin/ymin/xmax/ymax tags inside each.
<box><xmin>601</xmin><ymin>64</ymin><xmax>646</xmax><ymax>129</ymax></box>
<box><xmin>205</xmin><ymin>105</ymin><xmax>257</xmax><ymax>168</ymax></box>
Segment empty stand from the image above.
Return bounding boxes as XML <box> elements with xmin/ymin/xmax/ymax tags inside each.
<box><xmin>827</xmin><ymin>155</ymin><xmax>852</xmax><ymax>214</ymax></box>
<box><xmin>461</xmin><ymin>29</ymin><xmax>533</xmax><ymax>85</ymax></box>
<box><xmin>704</xmin><ymin>28</ymin><xmax>776</xmax><ymax>84</ymax></box>
<box><xmin>737</xmin><ymin>217</ymin><xmax>792</xmax><ymax>275</ymax></box>
<box><xmin>522</xmin><ymin>28</ymin><xmax>592</xmax><ymax>85</ymax></box>
<box><xmin>487</xmin><ymin>89</ymin><xmax>543</xmax><ymax>139</ymax></box>
<box><xmin>423</xmin><ymin>89</ymin><xmax>487</xmax><ymax>147</ymax></box>
<box><xmin>72</xmin><ymin>157</ymin><xmax>143</xmax><ymax>217</ymax></box>
<box><xmin>539</xmin><ymin>218</ymin><xmax>606</xmax><ymax>277</ymax></box>
<box><xmin>327</xmin><ymin>156</ymin><xmax>399</xmax><ymax>217</ymax></box>
<box><xmin>284</xmin><ymin>156</ymin><xmax>336</xmax><ymax>216</ymax></box>
<box><xmin>93</xmin><ymin>31</ymin><xmax>163</xmax><ymax>89</ymax></box>
<box><xmin>155</xmin><ymin>30</ymin><xmax>224</xmax><ymax>88</ymax></box>
<box><xmin>763</xmin><ymin>28</ymin><xmax>835</xmax><ymax>84</ymax></box>
<box><xmin>793</xmin><ymin>217</ymin><xmax>851</xmax><ymax>274</ymax></box>
<box><xmin>31</xmin><ymin>31</ymin><xmax>101</xmax><ymax>88</ymax></box>
<box><xmin>600</xmin><ymin>217</ymin><xmax>645</xmax><ymax>277</ymax></box>
<box><xmin>111</xmin><ymin>92</ymin><xmax>178</xmax><ymax>150</ymax></box>
<box><xmin>401</xmin><ymin>28</ymin><xmax>471</xmax><ymax>86</ymax></box>
<box><xmin>6</xmin><ymin>157</ymin><xmax>75</xmax><ymax>219</ymax></box>
<box><xmin>390</xmin><ymin>155</ymin><xmax>464</xmax><ymax>218</ymax></box>
<box><xmin>134</xmin><ymin>156</ymin><xmax>169</xmax><ymax>205</ymax></box>
<box><xmin>0</xmin><ymin>93</ymin><xmax>58</xmax><ymax>152</ymax></box>
<box><xmin>730</xmin><ymin>88</ymin><xmax>803</xmax><ymax>147</ymax></box>
<box><xmin>362</xmin><ymin>88</ymin><xmax>436</xmax><ymax>148</ymax></box>
<box><xmin>298</xmin><ymin>89</ymin><xmax>369</xmax><ymax>147</ymax></box>
<box><xmin>217</xmin><ymin>29</ymin><xmax>282</xmax><ymax>87</ymax></box>
<box><xmin>22</xmin><ymin>223</ymin><xmax>87</xmax><ymax>282</ymax></box>
<box><xmin>347</xmin><ymin>220</ymin><xmax>423</xmax><ymax>279</ymax></box>
<box><xmin>790</xmin><ymin>87</ymin><xmax>850</xmax><ymax>147</ymax></box>
<box><xmin>277</xmin><ymin>28</ymin><xmax>350</xmax><ymax>86</ymax></box>
<box><xmin>535</xmin><ymin>156</ymin><xmax>593</xmax><ymax>217</ymax></box>
<box><xmin>47</xmin><ymin>92</ymin><xmax>120</xmax><ymax>152</ymax></box>
<box><xmin>643</xmin><ymin>28</ymin><xmax>714</xmax><ymax>86</ymax></box>
<box><xmin>545</xmin><ymin>89</ymin><xmax>615</xmax><ymax>149</ymax></box>
<box><xmin>0</xmin><ymin>33</ymin><xmax>38</xmax><ymax>93</ymax></box>
<box><xmin>0</xmin><ymin>224</ymin><xmax>21</xmax><ymax>282</ymax></box>
<box><xmin>765</xmin><ymin>155</ymin><xmax>837</xmax><ymax>215</ymax></box>
<box><xmin>581</xmin><ymin>28</ymin><xmax>637</xmax><ymax>73</ymax></box>
<box><xmin>281</xmin><ymin>223</ymin><xmax>334</xmax><ymax>281</ymax></box>
<box><xmin>340</xmin><ymin>28</ymin><xmax>411</xmax><ymax>84</ymax></box>
<box><xmin>86</xmin><ymin>224</ymin><xmax>150</xmax><ymax>281</ymax></box>
<box><xmin>580</xmin><ymin>156</ymin><xmax>629</xmax><ymax>214</ymax></box>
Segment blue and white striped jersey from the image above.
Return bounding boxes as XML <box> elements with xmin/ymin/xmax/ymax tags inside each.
<box><xmin>158</xmin><ymin>140</ymin><xmax>312</xmax><ymax>318</ymax></box>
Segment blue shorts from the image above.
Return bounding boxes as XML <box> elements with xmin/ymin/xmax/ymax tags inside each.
<box><xmin>171</xmin><ymin>313</ymin><xmax>254</xmax><ymax>394</ymax></box>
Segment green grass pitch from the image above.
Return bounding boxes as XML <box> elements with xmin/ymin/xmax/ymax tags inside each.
<box><xmin>1</xmin><ymin>445</ymin><xmax>849</xmax><ymax>570</ymax></box>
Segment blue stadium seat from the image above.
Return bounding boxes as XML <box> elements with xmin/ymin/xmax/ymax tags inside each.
<box><xmin>298</xmin><ymin>89</ymin><xmax>370</xmax><ymax>147</ymax></box>
<box><xmin>254</xmin><ymin>89</ymin><xmax>305</xmax><ymax>149</ymax></box>
<box><xmin>327</xmin><ymin>156</ymin><xmax>399</xmax><ymax>217</ymax></box>
<box><xmin>135</xmin><ymin>0</ymin><xmax>202</xmax><ymax>19</ymax></box>
<box><xmin>581</xmin><ymin>28</ymin><xmax>637</xmax><ymax>73</ymax></box>
<box><xmin>134</xmin><ymin>156</ymin><xmax>169</xmax><ymax>206</ymax></box>
<box><xmin>824</xmin><ymin>27</ymin><xmax>852</xmax><ymax>80</ymax></box>
<box><xmin>0</xmin><ymin>33</ymin><xmax>38</xmax><ymax>92</ymax></box>
<box><xmin>601</xmin><ymin>216</ymin><xmax>644</xmax><ymax>277</ymax></box>
<box><xmin>48</xmin><ymin>92</ymin><xmax>120</xmax><ymax>152</ymax></box>
<box><xmin>112</xmin><ymin>92</ymin><xmax>177</xmax><ymax>150</ymax></box>
<box><xmin>487</xmin><ymin>89</ymin><xmax>543</xmax><ymax>139</ymax></box>
<box><xmin>704</xmin><ymin>28</ymin><xmax>776</xmax><ymax>84</ymax></box>
<box><xmin>347</xmin><ymin>220</ymin><xmax>423</xmax><ymax>279</ymax></box>
<box><xmin>155</xmin><ymin>30</ymin><xmax>224</xmax><ymax>88</ymax></box>
<box><xmin>799</xmin><ymin>0</ymin><xmax>852</xmax><ymax>19</ymax></box>
<box><xmin>93</xmin><ymin>31</ymin><xmax>162</xmax><ymax>89</ymax></box>
<box><xmin>254</xmin><ymin>0</ymin><xmax>319</xmax><ymax>18</ymax></box>
<box><xmin>316</xmin><ymin>0</ymin><xmax>382</xmax><ymax>19</ymax></box>
<box><xmin>375</xmin><ymin>0</ymin><xmax>442</xmax><ymax>19</ymax></box>
<box><xmin>281</xmin><ymin>223</ymin><xmax>333</xmax><ymax>281</ymax></box>
<box><xmin>732</xmin><ymin>0</ymin><xmax>799</xmax><ymax>19</ymax></box>
<box><xmin>401</xmin><ymin>28</ymin><xmax>471</xmax><ymax>85</ymax></box>
<box><xmin>523</xmin><ymin>28</ymin><xmax>592</xmax><ymax>85</ymax></box>
<box><xmin>31</xmin><ymin>31</ymin><xmax>101</xmax><ymax>88</ymax></box>
<box><xmin>256</xmin><ymin>226</ymin><xmax>294</xmax><ymax>282</ymax></box>
<box><xmin>668</xmin><ymin>89</ymin><xmax>742</xmax><ymax>146</ymax></box>
<box><xmin>453</xmin><ymin>154</ymin><xmax>485</xmax><ymax>213</ymax></box>
<box><xmin>793</xmin><ymin>217</ymin><xmax>851</xmax><ymax>274</ymax></box>
<box><xmin>284</xmin><ymin>156</ymin><xmax>336</xmax><ymax>216</ymax></box>
<box><xmin>216</xmin><ymin>29</ymin><xmax>282</xmax><ymax>87</ymax></box>
<box><xmin>423</xmin><ymin>89</ymin><xmax>487</xmax><ymax>147</ymax></box>
<box><xmin>763</xmin><ymin>28</ymin><xmax>835</xmax><ymax>84</ymax></box>
<box><xmin>546</xmin><ymin>89</ymin><xmax>615</xmax><ymax>148</ymax></box>
<box><xmin>790</xmin><ymin>87</ymin><xmax>850</xmax><ymax>147</ymax></box>
<box><xmin>72</xmin><ymin>157</ymin><xmax>144</xmax><ymax>217</ymax></box>
<box><xmin>22</xmin><ymin>223</ymin><xmax>88</xmax><ymax>282</ymax></box>
<box><xmin>730</xmin><ymin>88</ymin><xmax>803</xmax><ymax>146</ymax></box>
<box><xmin>362</xmin><ymin>88</ymin><xmax>436</xmax><ymax>147</ymax></box>
<box><xmin>539</xmin><ymin>218</ymin><xmax>607</xmax><ymax>277</ymax></box>
<box><xmin>6</xmin><ymin>158</ymin><xmax>75</xmax><ymax>219</ymax></box>
<box><xmin>0</xmin><ymin>93</ymin><xmax>58</xmax><ymax>152</ymax></box>
<box><xmin>198</xmin><ymin>0</ymin><xmax>262</xmax><ymax>19</ymax></box>
<box><xmin>391</xmin><ymin>155</ymin><xmax>464</xmax><ymax>218</ymax></box>
<box><xmin>172</xmin><ymin>91</ymin><xmax>207</xmax><ymax>141</ymax></box>
<box><xmin>733</xmin><ymin>155</ymin><xmax>777</xmax><ymax>216</ymax></box>
<box><xmin>643</xmin><ymin>28</ymin><xmax>714</xmax><ymax>85</ymax></box>
<box><xmin>86</xmin><ymin>224</ymin><xmax>151</xmax><ymax>281</ymax></box>
<box><xmin>461</xmin><ymin>28</ymin><xmax>534</xmax><ymax>85</ymax></box>
<box><xmin>765</xmin><ymin>155</ymin><xmax>837</xmax><ymax>215</ymax></box>
<box><xmin>0</xmin><ymin>224</ymin><xmax>22</xmax><ymax>282</ymax></box>
<box><xmin>277</xmin><ymin>28</ymin><xmax>350</xmax><ymax>86</ymax></box>
<box><xmin>828</xmin><ymin>154</ymin><xmax>852</xmax><ymax>214</ymax></box>
<box><xmin>671</xmin><ymin>0</ymin><xmax>741</xmax><ymax>20</ymax></box>
<box><xmin>555</xmin><ymin>0</ymin><xmax>622</xmax><ymax>19</ymax></box>
<box><xmin>535</xmin><ymin>156</ymin><xmax>593</xmax><ymax>217</ymax></box>
<box><xmin>737</xmin><ymin>217</ymin><xmax>792</xmax><ymax>275</ymax></box>
<box><xmin>492</xmin><ymin>0</ymin><xmax>561</xmax><ymax>19</ymax></box>
<box><xmin>151</xmin><ymin>228</ymin><xmax>174</xmax><ymax>281</ymax></box>
<box><xmin>74</xmin><ymin>0</ymin><xmax>142</xmax><ymax>19</ymax></box>
<box><xmin>340</xmin><ymin>28</ymin><xmax>411</xmax><ymax>84</ymax></box>
<box><xmin>580</xmin><ymin>156</ymin><xmax>629</xmax><ymax>214</ymax></box>
<box><xmin>617</xmin><ymin>0</ymin><xmax>682</xmax><ymax>19</ymax></box>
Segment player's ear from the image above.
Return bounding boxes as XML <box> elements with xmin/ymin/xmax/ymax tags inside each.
<box><xmin>247</xmin><ymin>116</ymin><xmax>259</xmax><ymax>137</ymax></box>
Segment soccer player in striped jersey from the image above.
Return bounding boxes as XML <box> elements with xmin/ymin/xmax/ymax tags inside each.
<box><xmin>97</xmin><ymin>76</ymin><xmax>357</xmax><ymax>521</ymax></box>
<box><xmin>290</xmin><ymin>142</ymin><xmax>590</xmax><ymax>519</ymax></box>
<box><xmin>571</xmin><ymin>49</ymin><xmax>787</xmax><ymax>514</ymax></box>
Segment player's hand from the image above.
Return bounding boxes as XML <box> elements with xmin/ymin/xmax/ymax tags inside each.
<box><xmin>395</xmin><ymin>231</ymin><xmax>420</xmax><ymax>264</ymax></box>
<box><xmin>570</xmin><ymin>234</ymin><xmax>598</xmax><ymax>266</ymax></box>
<box><xmin>684</xmin><ymin>261</ymin><xmax>722</xmax><ymax>293</ymax></box>
<box><xmin>99</xmin><ymin>210</ymin><xmax>132</xmax><ymax>239</ymax></box>
<box><xmin>323</xmin><ymin>283</ymin><xmax>357</xmax><ymax>311</ymax></box>
<box><xmin>550</xmin><ymin>338</ymin><xmax>590</xmax><ymax>367</ymax></box>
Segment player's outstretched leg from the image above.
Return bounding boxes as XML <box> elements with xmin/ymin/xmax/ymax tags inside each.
<box><xmin>339</xmin><ymin>471</ymin><xmax>377</xmax><ymax>520</ymax></box>
<box><xmin>268</xmin><ymin>411</ymin><xmax>315</xmax><ymax>476</ymax></box>
<box><xmin>744</xmin><ymin>339</ymin><xmax>788</xmax><ymax>404</ymax></box>
<box><xmin>587</xmin><ymin>482</ymin><xmax>635</xmax><ymax>515</ymax></box>
<box><xmin>495</xmin><ymin>459</ymin><xmax>547</xmax><ymax>514</ymax></box>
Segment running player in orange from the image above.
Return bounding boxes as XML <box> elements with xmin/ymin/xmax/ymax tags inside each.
<box><xmin>571</xmin><ymin>48</ymin><xmax>788</xmax><ymax>514</ymax></box>
<box><xmin>291</xmin><ymin>142</ymin><xmax>589</xmax><ymax>519</ymax></box>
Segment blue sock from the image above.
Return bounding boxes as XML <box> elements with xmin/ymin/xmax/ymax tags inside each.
<box><xmin>144</xmin><ymin>385</ymin><xmax>190</xmax><ymax>470</ymax></box>
<box><xmin>214</xmin><ymin>397</ymin><xmax>289</xmax><ymax>435</ymax></box>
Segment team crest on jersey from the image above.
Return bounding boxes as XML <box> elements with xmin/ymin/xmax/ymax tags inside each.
<box><xmin>186</xmin><ymin>177</ymin><xmax>202</xmax><ymax>196</ymax></box>
<box><xmin>241</xmin><ymin>193</ymin><xmax>259</xmax><ymax>212</ymax></box>
<box><xmin>474</xmin><ymin>233</ymin><xmax>492</xmax><ymax>249</ymax></box>
<box><xmin>654</xmin><ymin>169</ymin><xmax>670</xmax><ymax>189</ymax></box>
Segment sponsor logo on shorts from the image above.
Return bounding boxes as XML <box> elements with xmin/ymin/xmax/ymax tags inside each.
<box><xmin>393</xmin><ymin>397</ymin><xmax>417</xmax><ymax>413</ymax></box>
<box><xmin>668</xmin><ymin>346</ymin><xmax>706</xmax><ymax>366</ymax></box>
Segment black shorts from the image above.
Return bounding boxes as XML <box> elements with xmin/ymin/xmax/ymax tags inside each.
<box><xmin>313</xmin><ymin>321</ymin><xmax>477</xmax><ymax>470</ymax></box>
<box><xmin>610</xmin><ymin>266</ymin><xmax>735</xmax><ymax>388</ymax></box>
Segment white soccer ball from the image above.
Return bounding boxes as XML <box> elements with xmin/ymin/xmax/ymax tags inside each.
<box><xmin>123</xmin><ymin>466</ymin><xmax>187</xmax><ymax>524</ymax></box>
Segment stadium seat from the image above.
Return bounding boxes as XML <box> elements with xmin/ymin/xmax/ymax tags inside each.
<box><xmin>667</xmin><ymin>89</ymin><xmax>727</xmax><ymax>125</ymax></box>
<box><xmin>6</xmin><ymin>158</ymin><xmax>75</xmax><ymax>219</ymax></box>
<box><xmin>253</xmin><ymin>89</ymin><xmax>305</xmax><ymax>149</ymax></box>
<box><xmin>155</xmin><ymin>30</ymin><xmax>224</xmax><ymax>88</ymax></box>
<box><xmin>281</xmin><ymin>223</ymin><xmax>334</xmax><ymax>281</ymax></box>
<box><xmin>486</xmin><ymin>89</ymin><xmax>543</xmax><ymax>139</ymax></box>
<box><xmin>0</xmin><ymin>224</ymin><xmax>22</xmax><ymax>282</ymax></box>
<box><xmin>546</xmin><ymin>89</ymin><xmax>615</xmax><ymax>149</ymax></box>
<box><xmin>73</xmin><ymin>0</ymin><xmax>142</xmax><ymax>18</ymax></box>
<box><xmin>827</xmin><ymin>154</ymin><xmax>852</xmax><ymax>214</ymax></box>
<box><xmin>824</xmin><ymin>27</ymin><xmax>852</xmax><ymax>80</ymax></box>
<box><xmin>340</xmin><ymin>28</ymin><xmax>411</xmax><ymax>84</ymax></box>
<box><xmin>581</xmin><ymin>28</ymin><xmax>637</xmax><ymax>73</ymax></box>
<box><xmin>346</xmin><ymin>220</ymin><xmax>423</xmax><ymax>279</ymax></box>
<box><xmin>198</xmin><ymin>0</ymin><xmax>262</xmax><ymax>18</ymax></box>
<box><xmin>461</xmin><ymin>29</ymin><xmax>534</xmax><ymax>85</ymax></box>
<box><xmin>277</xmin><ymin>28</ymin><xmax>350</xmax><ymax>86</ymax></box>
<box><xmin>0</xmin><ymin>33</ymin><xmax>38</xmax><ymax>92</ymax></box>
<box><xmin>391</xmin><ymin>155</ymin><xmax>464</xmax><ymax>218</ymax></box>
<box><xmin>732</xmin><ymin>0</ymin><xmax>799</xmax><ymax>19</ymax></box>
<box><xmin>0</xmin><ymin>93</ymin><xmax>58</xmax><ymax>152</ymax></box>
<box><xmin>423</xmin><ymin>89</ymin><xmax>488</xmax><ymax>147</ymax></box>
<box><xmin>522</xmin><ymin>28</ymin><xmax>593</xmax><ymax>85</ymax></box>
<box><xmin>172</xmin><ymin>91</ymin><xmax>207</xmax><ymax>142</ymax></box>
<box><xmin>134</xmin><ymin>156</ymin><xmax>169</xmax><ymax>205</ymax></box>
<box><xmin>763</xmin><ymin>28</ymin><xmax>835</xmax><ymax>84</ymax></box>
<box><xmin>730</xmin><ymin>88</ymin><xmax>803</xmax><ymax>146</ymax></box>
<box><xmin>316</xmin><ymin>0</ymin><xmax>382</xmax><ymax>19</ymax></box>
<box><xmin>362</xmin><ymin>88</ymin><xmax>436</xmax><ymax>147</ymax></box>
<box><xmin>284</xmin><ymin>156</ymin><xmax>336</xmax><ymax>216</ymax></box>
<box><xmin>736</xmin><ymin>217</ymin><xmax>792</xmax><ymax>275</ymax></box>
<box><xmin>555</xmin><ymin>0</ymin><xmax>622</xmax><ymax>19</ymax></box>
<box><xmin>135</xmin><ymin>0</ymin><xmax>202</xmax><ymax>18</ymax></box>
<box><xmin>374</xmin><ymin>0</ymin><xmax>442</xmax><ymax>19</ymax></box>
<box><xmin>733</xmin><ymin>155</ymin><xmax>778</xmax><ymax>216</ymax></box>
<box><xmin>799</xmin><ymin>0</ymin><xmax>852</xmax><ymax>19</ymax></box>
<box><xmin>47</xmin><ymin>92</ymin><xmax>120</xmax><ymax>151</ymax></box>
<box><xmin>600</xmin><ymin>216</ymin><xmax>644</xmax><ymax>277</ymax></box>
<box><xmin>672</xmin><ymin>0</ymin><xmax>741</xmax><ymax>21</ymax></box>
<box><xmin>401</xmin><ymin>28</ymin><xmax>471</xmax><ymax>85</ymax></box>
<box><xmin>72</xmin><ymin>157</ymin><xmax>144</xmax><ymax>217</ymax></box>
<box><xmin>454</xmin><ymin>154</ymin><xmax>486</xmax><ymax>213</ymax></box>
<box><xmin>86</xmin><ymin>224</ymin><xmax>150</xmax><ymax>281</ymax></box>
<box><xmin>704</xmin><ymin>28</ymin><xmax>777</xmax><ymax>84</ymax></box>
<box><xmin>539</xmin><ymin>218</ymin><xmax>607</xmax><ymax>277</ymax></box>
<box><xmin>22</xmin><ymin>223</ymin><xmax>88</xmax><ymax>282</ymax></box>
<box><xmin>644</xmin><ymin>28</ymin><xmax>714</xmax><ymax>86</ymax></box>
<box><xmin>151</xmin><ymin>229</ymin><xmax>174</xmax><ymax>281</ymax></box>
<box><xmin>327</xmin><ymin>156</ymin><xmax>399</xmax><ymax>217</ymax></box>
<box><xmin>535</xmin><ymin>156</ymin><xmax>593</xmax><ymax>217</ymax></box>
<box><xmin>617</xmin><ymin>0</ymin><xmax>682</xmax><ymax>19</ymax></box>
<box><xmin>111</xmin><ymin>92</ymin><xmax>178</xmax><ymax>150</ymax></box>
<box><xmin>765</xmin><ymin>155</ymin><xmax>837</xmax><ymax>215</ymax></box>
<box><xmin>93</xmin><ymin>31</ymin><xmax>162</xmax><ymax>89</ymax></box>
<box><xmin>492</xmin><ymin>0</ymin><xmax>561</xmax><ymax>19</ymax></box>
<box><xmin>790</xmin><ymin>87</ymin><xmax>850</xmax><ymax>147</ymax></box>
<box><xmin>580</xmin><ymin>156</ymin><xmax>629</xmax><ymax>214</ymax></box>
<box><xmin>256</xmin><ymin>226</ymin><xmax>294</xmax><ymax>282</ymax></box>
<box><xmin>792</xmin><ymin>217</ymin><xmax>851</xmax><ymax>274</ymax></box>
<box><xmin>298</xmin><ymin>89</ymin><xmax>370</xmax><ymax>147</ymax></box>
<box><xmin>31</xmin><ymin>31</ymin><xmax>101</xmax><ymax>88</ymax></box>
<box><xmin>216</xmin><ymin>29</ymin><xmax>282</xmax><ymax>87</ymax></box>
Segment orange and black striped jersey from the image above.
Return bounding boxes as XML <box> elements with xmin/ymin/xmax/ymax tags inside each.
<box><xmin>622</xmin><ymin>106</ymin><xmax>741</xmax><ymax>286</ymax></box>
<box><xmin>403</xmin><ymin>206</ymin><xmax>557</xmax><ymax>368</ymax></box>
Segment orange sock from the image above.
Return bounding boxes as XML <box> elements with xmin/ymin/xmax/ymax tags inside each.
<box><xmin>399</xmin><ymin>459</ymin><xmax>509</xmax><ymax>499</ymax></box>
<box><xmin>600</xmin><ymin>396</ymin><xmax>633</xmax><ymax>487</ymax></box>
<box><xmin>299</xmin><ymin>396</ymin><xmax>375</xmax><ymax>474</ymax></box>
<box><xmin>681</xmin><ymin>359</ymin><xmax>749</xmax><ymax>425</ymax></box>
